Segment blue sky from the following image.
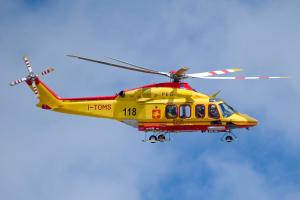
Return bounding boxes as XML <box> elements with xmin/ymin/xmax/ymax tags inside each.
<box><xmin>1</xmin><ymin>0</ymin><xmax>300</xmax><ymax>199</ymax></box>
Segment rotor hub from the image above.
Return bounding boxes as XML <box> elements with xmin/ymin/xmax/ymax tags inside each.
<box><xmin>9</xmin><ymin>56</ymin><xmax>55</xmax><ymax>98</ymax></box>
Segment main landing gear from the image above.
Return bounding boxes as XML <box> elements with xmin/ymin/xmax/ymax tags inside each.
<box><xmin>221</xmin><ymin>131</ymin><xmax>237</xmax><ymax>143</ymax></box>
<box><xmin>143</xmin><ymin>131</ymin><xmax>237</xmax><ymax>143</ymax></box>
<box><xmin>143</xmin><ymin>133</ymin><xmax>170</xmax><ymax>143</ymax></box>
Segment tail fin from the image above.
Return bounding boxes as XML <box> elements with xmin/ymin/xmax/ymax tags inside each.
<box><xmin>32</xmin><ymin>78</ymin><xmax>62</xmax><ymax>110</ymax></box>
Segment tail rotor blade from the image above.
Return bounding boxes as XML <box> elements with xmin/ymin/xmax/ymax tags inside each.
<box><xmin>9</xmin><ymin>77</ymin><xmax>27</xmax><ymax>86</ymax></box>
<box><xmin>39</xmin><ymin>67</ymin><xmax>55</xmax><ymax>76</ymax></box>
<box><xmin>23</xmin><ymin>56</ymin><xmax>33</xmax><ymax>73</ymax></box>
<box><xmin>31</xmin><ymin>81</ymin><xmax>39</xmax><ymax>97</ymax></box>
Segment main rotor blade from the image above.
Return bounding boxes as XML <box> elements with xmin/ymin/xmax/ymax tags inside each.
<box><xmin>105</xmin><ymin>56</ymin><xmax>162</xmax><ymax>73</ymax></box>
<box><xmin>9</xmin><ymin>77</ymin><xmax>27</xmax><ymax>86</ymax></box>
<box><xmin>197</xmin><ymin>76</ymin><xmax>289</xmax><ymax>80</ymax></box>
<box><xmin>186</xmin><ymin>68</ymin><xmax>242</xmax><ymax>78</ymax></box>
<box><xmin>23</xmin><ymin>56</ymin><xmax>33</xmax><ymax>73</ymax></box>
<box><xmin>67</xmin><ymin>55</ymin><xmax>170</xmax><ymax>77</ymax></box>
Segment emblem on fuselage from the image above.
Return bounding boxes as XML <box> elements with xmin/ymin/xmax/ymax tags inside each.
<box><xmin>152</xmin><ymin>108</ymin><xmax>161</xmax><ymax>119</ymax></box>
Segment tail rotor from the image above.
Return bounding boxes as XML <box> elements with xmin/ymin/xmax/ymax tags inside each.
<box><xmin>9</xmin><ymin>56</ymin><xmax>55</xmax><ymax>98</ymax></box>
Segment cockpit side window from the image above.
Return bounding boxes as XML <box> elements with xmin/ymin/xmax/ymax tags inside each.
<box><xmin>166</xmin><ymin>105</ymin><xmax>178</xmax><ymax>119</ymax></box>
<box><xmin>208</xmin><ymin>104</ymin><xmax>220</xmax><ymax>119</ymax></box>
<box><xmin>195</xmin><ymin>104</ymin><xmax>205</xmax><ymax>118</ymax></box>
<box><xmin>179</xmin><ymin>104</ymin><xmax>191</xmax><ymax>118</ymax></box>
<box><xmin>219</xmin><ymin>103</ymin><xmax>236</xmax><ymax>118</ymax></box>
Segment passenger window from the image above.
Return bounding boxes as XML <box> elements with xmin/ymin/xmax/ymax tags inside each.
<box><xmin>166</xmin><ymin>105</ymin><xmax>178</xmax><ymax>119</ymax></box>
<box><xmin>179</xmin><ymin>105</ymin><xmax>191</xmax><ymax>118</ymax></box>
<box><xmin>195</xmin><ymin>104</ymin><xmax>205</xmax><ymax>118</ymax></box>
<box><xmin>208</xmin><ymin>104</ymin><xmax>220</xmax><ymax>119</ymax></box>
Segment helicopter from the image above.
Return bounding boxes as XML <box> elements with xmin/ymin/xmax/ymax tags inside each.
<box><xmin>10</xmin><ymin>55</ymin><xmax>288</xmax><ymax>143</ymax></box>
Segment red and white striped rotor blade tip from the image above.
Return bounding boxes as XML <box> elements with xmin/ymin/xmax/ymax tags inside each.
<box><xmin>39</xmin><ymin>67</ymin><xmax>55</xmax><ymax>76</ymax></box>
<box><xmin>31</xmin><ymin>81</ymin><xmax>39</xmax><ymax>97</ymax></box>
<box><xmin>23</xmin><ymin>56</ymin><xmax>33</xmax><ymax>73</ymax></box>
<box><xmin>198</xmin><ymin>76</ymin><xmax>289</xmax><ymax>80</ymax></box>
<box><xmin>9</xmin><ymin>77</ymin><xmax>27</xmax><ymax>86</ymax></box>
<box><xmin>187</xmin><ymin>68</ymin><xmax>242</xmax><ymax>78</ymax></box>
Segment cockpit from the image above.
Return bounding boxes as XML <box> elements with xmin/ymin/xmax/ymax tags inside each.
<box><xmin>206</xmin><ymin>100</ymin><xmax>237</xmax><ymax>118</ymax></box>
<box><xmin>218</xmin><ymin>102</ymin><xmax>237</xmax><ymax>118</ymax></box>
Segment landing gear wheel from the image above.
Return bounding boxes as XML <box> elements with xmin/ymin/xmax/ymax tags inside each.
<box><xmin>149</xmin><ymin>135</ymin><xmax>157</xmax><ymax>143</ymax></box>
<box><xmin>157</xmin><ymin>134</ymin><xmax>166</xmax><ymax>142</ymax></box>
<box><xmin>225</xmin><ymin>135</ymin><xmax>233</xmax><ymax>143</ymax></box>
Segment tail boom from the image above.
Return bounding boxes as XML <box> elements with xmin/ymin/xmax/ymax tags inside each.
<box><xmin>29</xmin><ymin>78</ymin><xmax>117</xmax><ymax>119</ymax></box>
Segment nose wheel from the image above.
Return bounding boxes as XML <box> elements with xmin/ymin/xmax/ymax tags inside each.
<box><xmin>225</xmin><ymin>135</ymin><xmax>234</xmax><ymax>142</ymax></box>
<box><xmin>222</xmin><ymin>131</ymin><xmax>237</xmax><ymax>143</ymax></box>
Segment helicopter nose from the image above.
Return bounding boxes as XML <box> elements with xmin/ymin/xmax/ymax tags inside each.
<box><xmin>241</xmin><ymin>114</ymin><xmax>258</xmax><ymax>127</ymax></box>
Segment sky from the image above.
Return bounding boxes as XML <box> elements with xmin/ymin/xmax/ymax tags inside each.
<box><xmin>1</xmin><ymin>0</ymin><xmax>300</xmax><ymax>199</ymax></box>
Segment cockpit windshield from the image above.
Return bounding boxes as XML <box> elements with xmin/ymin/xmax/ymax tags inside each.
<box><xmin>219</xmin><ymin>103</ymin><xmax>237</xmax><ymax>118</ymax></box>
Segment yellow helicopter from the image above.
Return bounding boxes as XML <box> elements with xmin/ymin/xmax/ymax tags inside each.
<box><xmin>10</xmin><ymin>55</ymin><xmax>288</xmax><ymax>143</ymax></box>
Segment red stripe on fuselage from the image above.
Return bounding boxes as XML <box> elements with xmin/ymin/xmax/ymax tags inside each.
<box><xmin>126</xmin><ymin>82</ymin><xmax>194</xmax><ymax>92</ymax></box>
<box><xmin>31</xmin><ymin>80</ymin><xmax>193</xmax><ymax>101</ymax></box>
<box><xmin>139</xmin><ymin>124</ymin><xmax>228</xmax><ymax>132</ymax></box>
<box><xmin>32</xmin><ymin>78</ymin><xmax>117</xmax><ymax>101</ymax></box>
<box><xmin>138</xmin><ymin>123</ymin><xmax>255</xmax><ymax>132</ymax></box>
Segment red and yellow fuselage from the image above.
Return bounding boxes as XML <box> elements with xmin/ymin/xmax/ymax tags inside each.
<box><xmin>30</xmin><ymin>78</ymin><xmax>258</xmax><ymax>133</ymax></box>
